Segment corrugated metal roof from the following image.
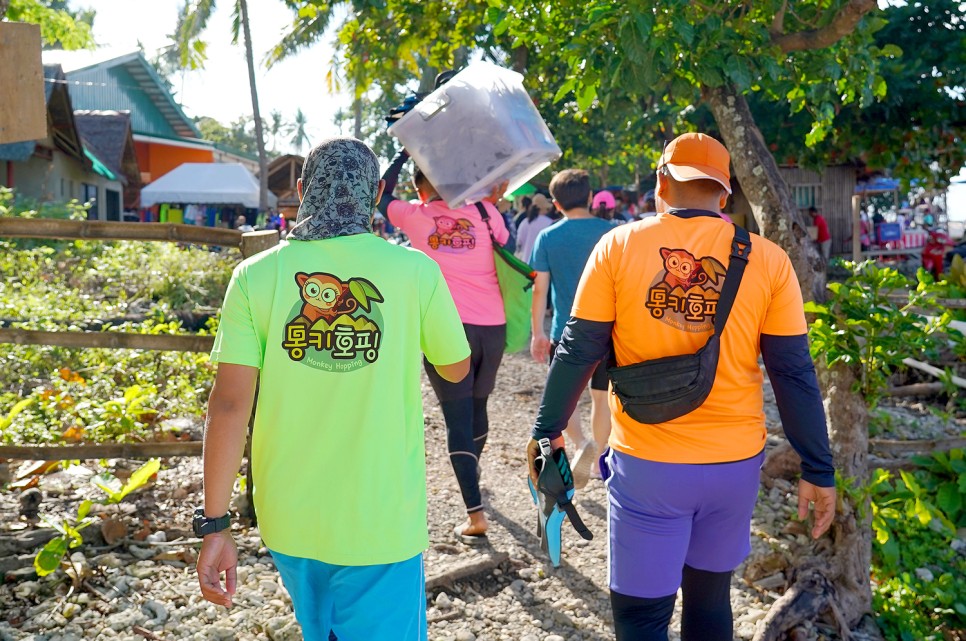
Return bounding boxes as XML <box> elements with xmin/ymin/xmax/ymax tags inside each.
<box><xmin>43</xmin><ymin>50</ymin><xmax>201</xmax><ymax>140</ymax></box>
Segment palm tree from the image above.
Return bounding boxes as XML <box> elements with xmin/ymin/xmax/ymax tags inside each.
<box><xmin>267</xmin><ymin>109</ymin><xmax>285</xmax><ymax>154</ymax></box>
<box><xmin>172</xmin><ymin>0</ymin><xmax>269</xmax><ymax>211</ymax></box>
<box><xmin>290</xmin><ymin>109</ymin><xmax>309</xmax><ymax>154</ymax></box>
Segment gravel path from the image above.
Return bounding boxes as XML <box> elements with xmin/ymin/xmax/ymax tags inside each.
<box><xmin>0</xmin><ymin>350</ymin><xmax>962</xmax><ymax>641</ymax></box>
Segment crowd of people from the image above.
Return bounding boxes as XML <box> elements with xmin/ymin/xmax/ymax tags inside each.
<box><xmin>194</xmin><ymin>133</ymin><xmax>837</xmax><ymax>641</ymax></box>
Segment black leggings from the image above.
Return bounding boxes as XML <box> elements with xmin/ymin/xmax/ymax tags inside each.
<box><xmin>424</xmin><ymin>323</ymin><xmax>505</xmax><ymax>514</ymax></box>
<box><xmin>611</xmin><ymin>566</ymin><xmax>733</xmax><ymax>641</ymax></box>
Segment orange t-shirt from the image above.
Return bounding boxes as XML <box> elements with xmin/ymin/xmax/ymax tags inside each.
<box><xmin>572</xmin><ymin>213</ymin><xmax>807</xmax><ymax>464</ymax></box>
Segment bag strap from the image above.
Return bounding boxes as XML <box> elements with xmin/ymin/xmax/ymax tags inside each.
<box><xmin>713</xmin><ymin>224</ymin><xmax>752</xmax><ymax>336</ymax></box>
<box><xmin>474</xmin><ymin>201</ymin><xmax>497</xmax><ymax>243</ymax></box>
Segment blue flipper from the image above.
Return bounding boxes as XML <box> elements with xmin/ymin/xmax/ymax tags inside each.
<box><xmin>529</xmin><ymin>439</ymin><xmax>594</xmax><ymax>568</ymax></box>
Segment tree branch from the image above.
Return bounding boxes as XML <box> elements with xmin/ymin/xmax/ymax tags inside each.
<box><xmin>772</xmin><ymin>0</ymin><xmax>877</xmax><ymax>53</ymax></box>
<box><xmin>770</xmin><ymin>0</ymin><xmax>788</xmax><ymax>37</ymax></box>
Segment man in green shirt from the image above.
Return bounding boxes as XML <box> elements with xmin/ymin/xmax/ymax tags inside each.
<box><xmin>196</xmin><ymin>137</ymin><xmax>471</xmax><ymax>641</ymax></box>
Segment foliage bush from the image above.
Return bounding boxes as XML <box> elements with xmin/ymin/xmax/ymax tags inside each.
<box><xmin>804</xmin><ymin>261</ymin><xmax>954</xmax><ymax>407</ymax></box>
<box><xmin>870</xmin><ymin>451</ymin><xmax>966</xmax><ymax>640</ymax></box>
<box><xmin>806</xmin><ymin>262</ymin><xmax>965</xmax><ymax>639</ymax></box>
<box><xmin>0</xmin><ymin>189</ymin><xmax>237</xmax><ymax>444</ymax></box>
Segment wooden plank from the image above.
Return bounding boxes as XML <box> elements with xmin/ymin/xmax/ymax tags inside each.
<box><xmin>0</xmin><ymin>218</ymin><xmax>243</xmax><ymax>247</ymax></box>
<box><xmin>887</xmin><ymin>294</ymin><xmax>966</xmax><ymax>310</ymax></box>
<box><xmin>871</xmin><ymin>437</ymin><xmax>966</xmax><ymax>455</ymax></box>
<box><xmin>0</xmin><ymin>328</ymin><xmax>214</xmax><ymax>352</ymax></box>
<box><xmin>240</xmin><ymin>229</ymin><xmax>280</xmax><ymax>258</ymax></box>
<box><xmin>0</xmin><ymin>441</ymin><xmax>202</xmax><ymax>461</ymax></box>
<box><xmin>902</xmin><ymin>358</ymin><xmax>966</xmax><ymax>389</ymax></box>
<box><xmin>0</xmin><ymin>23</ymin><xmax>46</xmax><ymax>144</ymax></box>
<box><xmin>861</xmin><ymin>247</ymin><xmax>923</xmax><ymax>258</ymax></box>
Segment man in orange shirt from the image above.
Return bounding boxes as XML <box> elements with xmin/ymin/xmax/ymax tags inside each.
<box><xmin>527</xmin><ymin>133</ymin><xmax>837</xmax><ymax>640</ymax></box>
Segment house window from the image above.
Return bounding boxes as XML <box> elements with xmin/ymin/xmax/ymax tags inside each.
<box><xmin>792</xmin><ymin>184</ymin><xmax>821</xmax><ymax>212</ymax></box>
<box><xmin>105</xmin><ymin>189</ymin><xmax>121</xmax><ymax>221</ymax></box>
<box><xmin>82</xmin><ymin>183</ymin><xmax>99</xmax><ymax>220</ymax></box>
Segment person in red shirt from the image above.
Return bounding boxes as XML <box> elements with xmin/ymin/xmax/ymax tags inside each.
<box><xmin>808</xmin><ymin>206</ymin><xmax>831</xmax><ymax>261</ymax></box>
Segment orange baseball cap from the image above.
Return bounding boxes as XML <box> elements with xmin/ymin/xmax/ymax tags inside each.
<box><xmin>658</xmin><ymin>133</ymin><xmax>732</xmax><ymax>194</ymax></box>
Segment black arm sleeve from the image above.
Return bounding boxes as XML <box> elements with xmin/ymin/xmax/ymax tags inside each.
<box><xmin>377</xmin><ymin>148</ymin><xmax>409</xmax><ymax>217</ymax></box>
<box><xmin>532</xmin><ymin>317</ymin><xmax>614</xmax><ymax>440</ymax></box>
<box><xmin>761</xmin><ymin>333</ymin><xmax>835</xmax><ymax>487</ymax></box>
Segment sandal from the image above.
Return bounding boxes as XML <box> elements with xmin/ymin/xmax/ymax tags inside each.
<box><xmin>454</xmin><ymin>523</ymin><xmax>488</xmax><ymax>546</ymax></box>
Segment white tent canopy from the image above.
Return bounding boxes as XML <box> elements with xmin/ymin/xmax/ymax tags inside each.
<box><xmin>140</xmin><ymin>163</ymin><xmax>277</xmax><ymax>209</ymax></box>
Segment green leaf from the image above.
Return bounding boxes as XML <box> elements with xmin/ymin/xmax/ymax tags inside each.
<box><xmin>0</xmin><ymin>397</ymin><xmax>35</xmax><ymax>431</ymax></box>
<box><xmin>92</xmin><ymin>473</ymin><xmax>124</xmax><ymax>503</ymax></box>
<box><xmin>34</xmin><ymin>536</ymin><xmax>68</xmax><ymax>577</ymax></box>
<box><xmin>553</xmin><ymin>78</ymin><xmax>577</xmax><ymax>103</ymax></box>
<box><xmin>114</xmin><ymin>458</ymin><xmax>160</xmax><ymax>503</ymax></box>
<box><xmin>576</xmin><ymin>83</ymin><xmax>598</xmax><ymax>112</ymax></box>
<box><xmin>936</xmin><ymin>482</ymin><xmax>961</xmax><ymax>517</ymax></box>
<box><xmin>77</xmin><ymin>500</ymin><xmax>93</xmax><ymax>520</ymax></box>
<box><xmin>724</xmin><ymin>56</ymin><xmax>752</xmax><ymax>90</ymax></box>
<box><xmin>873</xmin><ymin>76</ymin><xmax>887</xmax><ymax>99</ymax></box>
<box><xmin>673</xmin><ymin>16</ymin><xmax>694</xmax><ymax>46</ymax></box>
<box><xmin>634</xmin><ymin>11</ymin><xmax>653</xmax><ymax>40</ymax></box>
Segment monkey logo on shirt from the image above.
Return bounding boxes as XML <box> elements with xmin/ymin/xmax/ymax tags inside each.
<box><xmin>282</xmin><ymin>272</ymin><xmax>385</xmax><ymax>369</ymax></box>
<box><xmin>645</xmin><ymin>248</ymin><xmax>727</xmax><ymax>331</ymax></box>
<box><xmin>427</xmin><ymin>216</ymin><xmax>476</xmax><ymax>252</ymax></box>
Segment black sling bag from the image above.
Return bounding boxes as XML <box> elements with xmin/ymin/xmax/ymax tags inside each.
<box><xmin>607</xmin><ymin>224</ymin><xmax>751</xmax><ymax>424</ymax></box>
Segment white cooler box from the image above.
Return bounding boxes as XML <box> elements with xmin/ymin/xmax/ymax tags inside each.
<box><xmin>389</xmin><ymin>62</ymin><xmax>562</xmax><ymax>209</ymax></box>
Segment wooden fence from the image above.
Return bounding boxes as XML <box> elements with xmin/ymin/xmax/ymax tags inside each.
<box><xmin>0</xmin><ymin>218</ymin><xmax>279</xmax><ymax>461</ymax></box>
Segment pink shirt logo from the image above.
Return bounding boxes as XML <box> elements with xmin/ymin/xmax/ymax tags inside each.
<box><xmin>428</xmin><ymin>216</ymin><xmax>477</xmax><ymax>253</ymax></box>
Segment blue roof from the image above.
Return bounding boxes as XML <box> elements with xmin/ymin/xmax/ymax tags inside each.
<box><xmin>42</xmin><ymin>51</ymin><xmax>201</xmax><ymax>140</ymax></box>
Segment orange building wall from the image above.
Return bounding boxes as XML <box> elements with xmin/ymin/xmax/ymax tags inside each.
<box><xmin>135</xmin><ymin>141</ymin><xmax>214</xmax><ymax>183</ymax></box>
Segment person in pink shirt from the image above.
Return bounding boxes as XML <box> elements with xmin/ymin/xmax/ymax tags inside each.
<box><xmin>379</xmin><ymin>149</ymin><xmax>509</xmax><ymax>543</ymax></box>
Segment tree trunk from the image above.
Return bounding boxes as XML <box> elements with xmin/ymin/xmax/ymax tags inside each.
<box><xmin>753</xmin><ymin>364</ymin><xmax>878</xmax><ymax>641</ymax></box>
<box><xmin>0</xmin><ymin>0</ymin><xmax>10</xmax><ymax>18</ymax></box>
<box><xmin>705</xmin><ymin>83</ymin><xmax>825</xmax><ymax>302</ymax></box>
<box><xmin>353</xmin><ymin>95</ymin><xmax>363</xmax><ymax>140</ymax></box>
<box><xmin>417</xmin><ymin>60</ymin><xmax>437</xmax><ymax>94</ymax></box>
<box><xmin>511</xmin><ymin>45</ymin><xmax>529</xmax><ymax>75</ymax></box>
<box><xmin>238</xmin><ymin>0</ymin><xmax>269</xmax><ymax>213</ymax></box>
<box><xmin>822</xmin><ymin>363</ymin><xmax>874</xmax><ymax>624</ymax></box>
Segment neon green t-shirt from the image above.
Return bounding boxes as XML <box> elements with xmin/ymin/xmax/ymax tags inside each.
<box><xmin>210</xmin><ymin>234</ymin><xmax>470</xmax><ymax>566</ymax></box>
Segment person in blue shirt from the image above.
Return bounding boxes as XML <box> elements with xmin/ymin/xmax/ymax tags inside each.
<box><xmin>529</xmin><ymin>169</ymin><xmax>615</xmax><ymax>487</ymax></box>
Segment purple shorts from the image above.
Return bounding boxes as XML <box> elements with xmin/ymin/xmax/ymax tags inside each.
<box><xmin>601</xmin><ymin>447</ymin><xmax>764</xmax><ymax>598</ymax></box>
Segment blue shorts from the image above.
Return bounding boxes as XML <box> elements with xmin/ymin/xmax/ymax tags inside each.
<box><xmin>601</xmin><ymin>447</ymin><xmax>764</xmax><ymax>598</ymax></box>
<box><xmin>269</xmin><ymin>550</ymin><xmax>427</xmax><ymax>641</ymax></box>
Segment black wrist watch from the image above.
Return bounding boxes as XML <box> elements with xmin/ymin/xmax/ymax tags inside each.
<box><xmin>192</xmin><ymin>508</ymin><xmax>231</xmax><ymax>537</ymax></box>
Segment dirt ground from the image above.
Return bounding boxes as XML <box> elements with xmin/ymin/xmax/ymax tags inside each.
<box><xmin>0</xmin><ymin>348</ymin><xmax>962</xmax><ymax>641</ymax></box>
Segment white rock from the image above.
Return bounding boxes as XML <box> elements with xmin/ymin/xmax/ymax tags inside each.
<box><xmin>146</xmin><ymin>531</ymin><xmax>167</xmax><ymax>543</ymax></box>
<box><xmin>455</xmin><ymin>631</ymin><xmax>476</xmax><ymax>641</ymax></box>
<box><xmin>915</xmin><ymin>567</ymin><xmax>935</xmax><ymax>582</ymax></box>
<box><xmin>436</xmin><ymin>592</ymin><xmax>453</xmax><ymax>609</ymax></box>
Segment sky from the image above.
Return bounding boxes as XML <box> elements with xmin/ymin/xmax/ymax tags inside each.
<box><xmin>73</xmin><ymin>0</ymin><xmax>349</xmax><ymax>153</ymax></box>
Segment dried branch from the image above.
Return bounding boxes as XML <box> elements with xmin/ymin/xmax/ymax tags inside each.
<box><xmin>772</xmin><ymin>0</ymin><xmax>877</xmax><ymax>53</ymax></box>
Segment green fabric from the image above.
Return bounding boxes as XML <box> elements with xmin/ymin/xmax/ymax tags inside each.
<box><xmin>83</xmin><ymin>147</ymin><xmax>116</xmax><ymax>181</ymax></box>
<box><xmin>210</xmin><ymin>234</ymin><xmax>469</xmax><ymax>565</ymax></box>
<box><xmin>507</xmin><ymin>182</ymin><xmax>537</xmax><ymax>198</ymax></box>
<box><xmin>493</xmin><ymin>242</ymin><xmax>535</xmax><ymax>353</ymax></box>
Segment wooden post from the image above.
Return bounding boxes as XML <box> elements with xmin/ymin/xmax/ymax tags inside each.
<box><xmin>240</xmin><ymin>229</ymin><xmax>280</xmax><ymax>259</ymax></box>
<box><xmin>0</xmin><ymin>328</ymin><xmax>214</xmax><ymax>352</ymax></box>
<box><xmin>0</xmin><ymin>218</ymin><xmax>243</xmax><ymax>247</ymax></box>
<box><xmin>0</xmin><ymin>441</ymin><xmax>202</xmax><ymax>461</ymax></box>
<box><xmin>852</xmin><ymin>194</ymin><xmax>862</xmax><ymax>263</ymax></box>
<box><xmin>0</xmin><ymin>23</ymin><xmax>46</xmax><ymax>144</ymax></box>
